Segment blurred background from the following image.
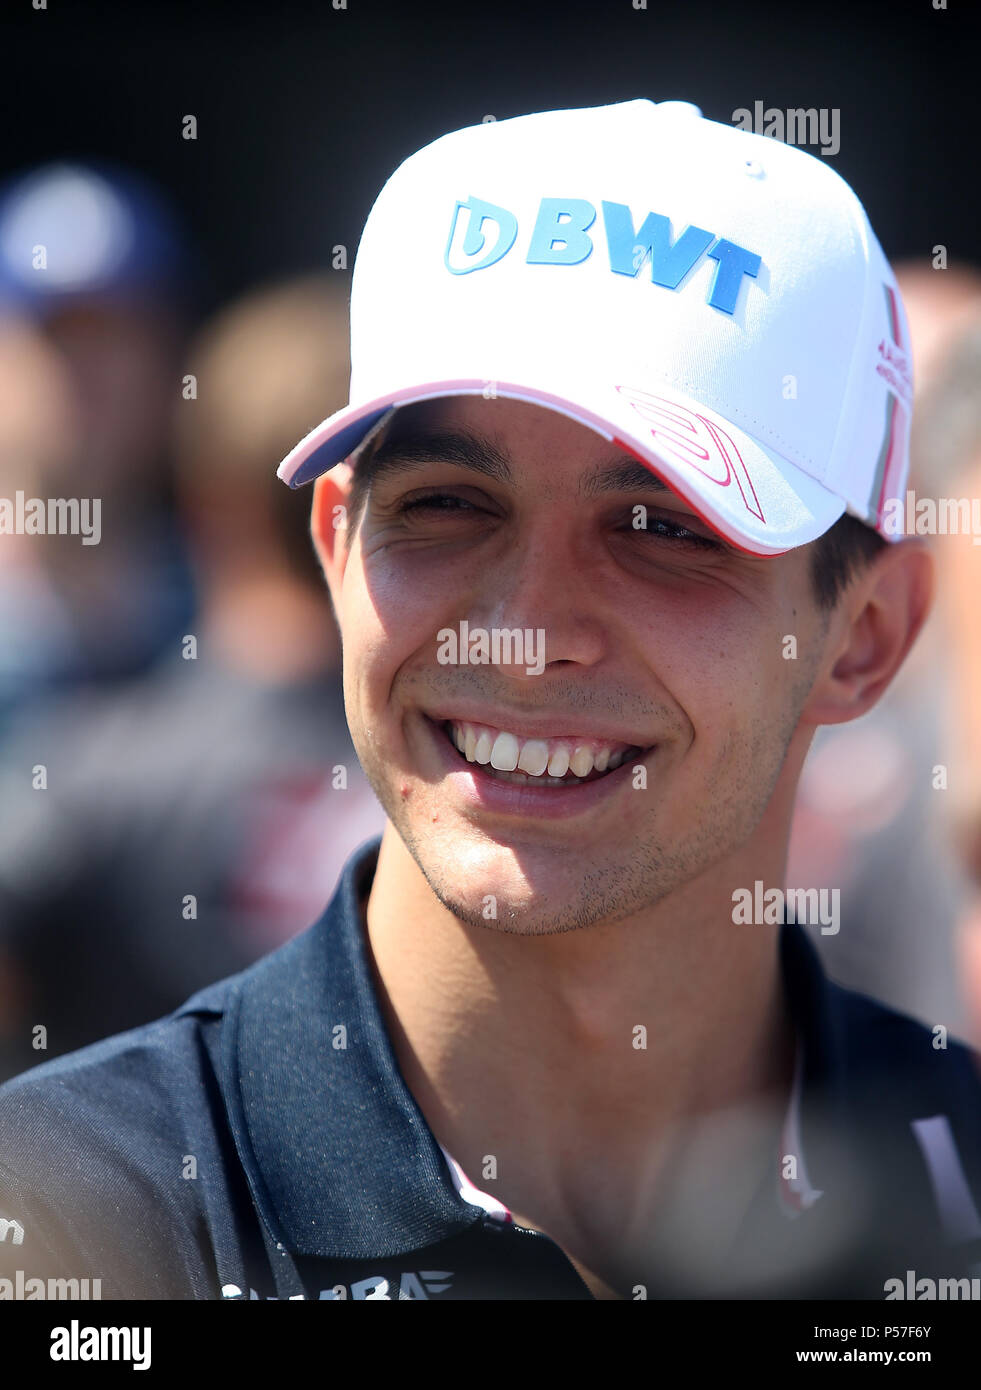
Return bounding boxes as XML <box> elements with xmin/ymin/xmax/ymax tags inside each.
<box><xmin>1</xmin><ymin>0</ymin><xmax>980</xmax><ymax>1079</ymax></box>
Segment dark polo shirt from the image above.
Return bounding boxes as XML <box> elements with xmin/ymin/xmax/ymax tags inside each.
<box><xmin>2</xmin><ymin>836</ymin><xmax>981</xmax><ymax>1300</ymax></box>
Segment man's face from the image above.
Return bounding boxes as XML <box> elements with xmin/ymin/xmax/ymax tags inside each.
<box><xmin>322</xmin><ymin>395</ymin><xmax>832</xmax><ymax>934</ymax></box>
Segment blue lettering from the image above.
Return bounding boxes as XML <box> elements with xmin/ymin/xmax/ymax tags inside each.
<box><xmin>526</xmin><ymin>198</ymin><xmax>596</xmax><ymax>265</ymax></box>
<box><xmin>705</xmin><ymin>238</ymin><xmax>761</xmax><ymax>315</ymax></box>
<box><xmin>446</xmin><ymin>195</ymin><xmax>764</xmax><ymax>314</ymax></box>
<box><xmin>602</xmin><ymin>202</ymin><xmax>714</xmax><ymax>288</ymax></box>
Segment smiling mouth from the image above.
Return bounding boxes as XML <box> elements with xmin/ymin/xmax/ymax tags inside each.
<box><xmin>436</xmin><ymin>718</ymin><xmax>650</xmax><ymax>787</ymax></box>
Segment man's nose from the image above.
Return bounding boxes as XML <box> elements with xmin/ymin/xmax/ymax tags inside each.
<box><xmin>471</xmin><ymin>528</ymin><xmax>608</xmax><ymax>678</ymax></box>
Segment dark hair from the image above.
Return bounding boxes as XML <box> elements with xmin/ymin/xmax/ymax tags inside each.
<box><xmin>344</xmin><ymin>444</ymin><xmax>377</xmax><ymax>543</ymax></box>
<box><xmin>345</xmin><ymin>429</ymin><xmax>886</xmax><ymax>608</ymax></box>
<box><xmin>809</xmin><ymin>511</ymin><xmax>888</xmax><ymax>608</ymax></box>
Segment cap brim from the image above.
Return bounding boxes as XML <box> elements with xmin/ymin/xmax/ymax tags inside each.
<box><xmin>277</xmin><ymin>375</ymin><xmax>847</xmax><ymax>556</ymax></box>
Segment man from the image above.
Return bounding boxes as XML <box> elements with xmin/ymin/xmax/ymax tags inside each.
<box><xmin>1</xmin><ymin>98</ymin><xmax>979</xmax><ymax>1302</ymax></box>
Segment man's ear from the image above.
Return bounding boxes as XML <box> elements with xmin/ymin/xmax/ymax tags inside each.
<box><xmin>310</xmin><ymin>463</ymin><xmax>354</xmax><ymax>601</ymax></box>
<box><xmin>802</xmin><ymin>537</ymin><xmax>934</xmax><ymax>727</ymax></box>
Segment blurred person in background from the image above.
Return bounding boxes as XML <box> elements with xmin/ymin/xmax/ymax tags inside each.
<box><xmin>787</xmin><ymin>261</ymin><xmax>981</xmax><ymax>1039</ymax></box>
<box><xmin>921</xmin><ymin>320</ymin><xmax>981</xmax><ymax>1050</ymax></box>
<box><xmin>0</xmin><ymin>314</ymin><xmax>81</xmax><ymax>735</ymax></box>
<box><xmin>0</xmin><ymin>273</ymin><xmax>384</xmax><ymax>1082</ymax></box>
<box><xmin>0</xmin><ymin>160</ymin><xmax>196</xmax><ymax>702</ymax></box>
<box><xmin>917</xmin><ymin>319</ymin><xmax>981</xmax><ymax>880</ymax></box>
<box><xmin>0</xmin><ymin>314</ymin><xmax>79</xmax><ymax>1052</ymax></box>
<box><xmin>894</xmin><ymin>261</ymin><xmax>981</xmax><ymax>394</ymax></box>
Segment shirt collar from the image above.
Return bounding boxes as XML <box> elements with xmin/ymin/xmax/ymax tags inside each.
<box><xmin>223</xmin><ymin>836</ymin><xmax>843</xmax><ymax>1261</ymax></box>
<box><xmin>442</xmin><ymin>1002</ymin><xmax>826</xmax><ymax>1225</ymax></box>
<box><xmin>224</xmin><ymin>835</ymin><xmax>477</xmax><ymax>1261</ymax></box>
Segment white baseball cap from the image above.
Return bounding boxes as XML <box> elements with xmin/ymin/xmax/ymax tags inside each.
<box><xmin>276</xmin><ymin>97</ymin><xmax>913</xmax><ymax>555</ymax></box>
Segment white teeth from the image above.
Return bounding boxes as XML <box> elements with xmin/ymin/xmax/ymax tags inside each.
<box><xmin>546</xmin><ymin>746</ymin><xmax>570</xmax><ymax>778</ymax></box>
<box><xmin>490</xmin><ymin>731</ymin><xmax>520</xmax><ymax>771</ymax></box>
<box><xmin>444</xmin><ymin>718</ymin><xmax>642</xmax><ymax>785</ymax></box>
<box><xmin>516</xmin><ymin>739</ymin><xmax>550</xmax><ymax>776</ymax></box>
<box><xmin>570</xmin><ymin>745</ymin><xmax>594</xmax><ymax>779</ymax></box>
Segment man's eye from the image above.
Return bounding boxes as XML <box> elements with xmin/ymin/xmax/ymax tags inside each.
<box><xmin>398</xmin><ymin>493</ymin><xmax>478</xmax><ymax>514</ymax></box>
<box><xmin>630</xmin><ymin>512</ymin><xmax>721</xmax><ymax>550</ymax></box>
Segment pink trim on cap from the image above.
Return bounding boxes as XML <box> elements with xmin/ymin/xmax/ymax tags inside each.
<box><xmin>277</xmin><ymin>375</ymin><xmax>808</xmax><ymax>555</ymax></box>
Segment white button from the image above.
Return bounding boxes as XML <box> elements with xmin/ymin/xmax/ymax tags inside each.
<box><xmin>655</xmin><ymin>101</ymin><xmax>703</xmax><ymax>119</ymax></box>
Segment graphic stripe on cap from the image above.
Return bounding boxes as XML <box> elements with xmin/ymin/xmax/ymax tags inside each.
<box><xmin>884</xmin><ymin>284</ymin><xmax>902</xmax><ymax>346</ymax></box>
<box><xmin>868</xmin><ymin>391</ymin><xmax>897</xmax><ymax>524</ymax></box>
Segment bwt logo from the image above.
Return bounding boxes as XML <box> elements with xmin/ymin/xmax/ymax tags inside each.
<box><xmin>444</xmin><ymin>196</ymin><xmax>762</xmax><ymax>316</ymax></box>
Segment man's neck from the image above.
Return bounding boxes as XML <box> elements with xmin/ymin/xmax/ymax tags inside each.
<box><xmin>363</xmin><ymin>822</ymin><xmax>796</xmax><ymax>1293</ymax></box>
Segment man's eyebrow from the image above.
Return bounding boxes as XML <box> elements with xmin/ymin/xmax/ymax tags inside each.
<box><xmin>360</xmin><ymin>430</ymin><xmax>514</xmax><ymax>487</ymax></box>
<box><xmin>360</xmin><ymin>428</ymin><xmax>671</xmax><ymax>496</ymax></box>
<box><xmin>579</xmin><ymin>458</ymin><xmax>671</xmax><ymax>498</ymax></box>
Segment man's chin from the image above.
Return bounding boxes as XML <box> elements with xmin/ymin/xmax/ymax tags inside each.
<box><xmin>427</xmin><ymin>882</ymin><xmax>584</xmax><ymax>936</ymax></box>
<box><xmin>409</xmin><ymin>830</ymin><xmax>583</xmax><ymax>932</ymax></box>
